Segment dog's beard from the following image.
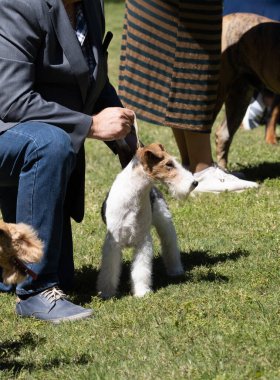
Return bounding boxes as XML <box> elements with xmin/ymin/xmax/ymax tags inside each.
<box><xmin>166</xmin><ymin>171</ymin><xmax>196</xmax><ymax>199</ymax></box>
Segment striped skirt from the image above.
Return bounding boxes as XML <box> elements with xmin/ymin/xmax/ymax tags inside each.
<box><xmin>119</xmin><ymin>0</ymin><xmax>222</xmax><ymax>132</ymax></box>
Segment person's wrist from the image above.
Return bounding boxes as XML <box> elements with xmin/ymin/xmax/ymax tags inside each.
<box><xmin>87</xmin><ymin>117</ymin><xmax>94</xmax><ymax>138</ymax></box>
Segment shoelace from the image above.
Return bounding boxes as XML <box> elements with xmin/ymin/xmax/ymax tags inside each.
<box><xmin>41</xmin><ymin>287</ymin><xmax>66</xmax><ymax>303</ymax></box>
<box><xmin>211</xmin><ymin>163</ymin><xmax>235</xmax><ymax>181</ymax></box>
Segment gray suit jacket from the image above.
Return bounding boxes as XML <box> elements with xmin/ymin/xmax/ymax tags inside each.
<box><xmin>0</xmin><ymin>0</ymin><xmax>122</xmax><ymax>221</ymax></box>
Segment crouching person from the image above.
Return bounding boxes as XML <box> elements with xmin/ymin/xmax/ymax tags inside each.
<box><xmin>0</xmin><ymin>0</ymin><xmax>136</xmax><ymax>323</ymax></box>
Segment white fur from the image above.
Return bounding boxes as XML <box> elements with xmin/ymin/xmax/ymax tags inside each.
<box><xmin>97</xmin><ymin>147</ymin><xmax>196</xmax><ymax>298</ymax></box>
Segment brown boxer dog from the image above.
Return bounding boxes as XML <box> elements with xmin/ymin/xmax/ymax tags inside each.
<box><xmin>214</xmin><ymin>12</ymin><xmax>279</xmax><ymax>168</ymax></box>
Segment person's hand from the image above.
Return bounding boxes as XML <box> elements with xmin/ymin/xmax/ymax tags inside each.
<box><xmin>88</xmin><ymin>107</ymin><xmax>134</xmax><ymax>141</ymax></box>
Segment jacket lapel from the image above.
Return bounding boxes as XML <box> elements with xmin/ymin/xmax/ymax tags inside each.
<box><xmin>83</xmin><ymin>0</ymin><xmax>104</xmax><ymax>52</ymax></box>
<box><xmin>82</xmin><ymin>0</ymin><xmax>107</xmax><ymax>113</ymax></box>
<box><xmin>45</xmin><ymin>0</ymin><xmax>90</xmax><ymax>103</ymax></box>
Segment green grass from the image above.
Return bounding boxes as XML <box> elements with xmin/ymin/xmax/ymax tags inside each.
<box><xmin>1</xmin><ymin>1</ymin><xmax>280</xmax><ymax>379</ymax></box>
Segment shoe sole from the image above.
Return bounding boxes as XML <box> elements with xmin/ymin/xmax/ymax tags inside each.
<box><xmin>16</xmin><ymin>310</ymin><xmax>94</xmax><ymax>324</ymax></box>
<box><xmin>50</xmin><ymin>310</ymin><xmax>94</xmax><ymax>324</ymax></box>
<box><xmin>191</xmin><ymin>187</ymin><xmax>258</xmax><ymax>196</ymax></box>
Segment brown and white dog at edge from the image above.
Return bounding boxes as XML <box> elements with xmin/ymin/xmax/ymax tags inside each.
<box><xmin>214</xmin><ymin>12</ymin><xmax>280</xmax><ymax>168</ymax></box>
<box><xmin>97</xmin><ymin>143</ymin><xmax>198</xmax><ymax>299</ymax></box>
<box><xmin>0</xmin><ymin>220</ymin><xmax>43</xmax><ymax>285</ymax></box>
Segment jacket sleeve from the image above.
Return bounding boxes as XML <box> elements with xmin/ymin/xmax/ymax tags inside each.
<box><xmin>94</xmin><ymin>80</ymin><xmax>123</xmax><ymax>113</ymax></box>
<box><xmin>0</xmin><ymin>0</ymin><xmax>92</xmax><ymax>153</ymax></box>
<box><xmin>94</xmin><ymin>79</ymin><xmax>138</xmax><ymax>163</ymax></box>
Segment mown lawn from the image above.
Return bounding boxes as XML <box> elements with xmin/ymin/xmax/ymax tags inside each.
<box><xmin>1</xmin><ymin>1</ymin><xmax>280</xmax><ymax>379</ymax></box>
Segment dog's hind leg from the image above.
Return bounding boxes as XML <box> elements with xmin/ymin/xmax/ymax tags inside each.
<box><xmin>265</xmin><ymin>95</ymin><xmax>280</xmax><ymax>145</ymax></box>
<box><xmin>131</xmin><ymin>234</ymin><xmax>153</xmax><ymax>297</ymax></box>
<box><xmin>97</xmin><ymin>232</ymin><xmax>122</xmax><ymax>299</ymax></box>
<box><xmin>216</xmin><ymin>78</ymin><xmax>253</xmax><ymax>168</ymax></box>
<box><xmin>151</xmin><ymin>188</ymin><xmax>184</xmax><ymax>277</ymax></box>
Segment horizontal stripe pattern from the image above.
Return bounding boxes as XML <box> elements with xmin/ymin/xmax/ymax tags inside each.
<box><xmin>119</xmin><ymin>0</ymin><xmax>222</xmax><ymax>131</ymax></box>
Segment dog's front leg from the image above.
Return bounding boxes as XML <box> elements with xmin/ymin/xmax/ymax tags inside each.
<box><xmin>131</xmin><ymin>234</ymin><xmax>153</xmax><ymax>297</ymax></box>
<box><xmin>151</xmin><ymin>188</ymin><xmax>184</xmax><ymax>276</ymax></box>
<box><xmin>97</xmin><ymin>231</ymin><xmax>122</xmax><ymax>299</ymax></box>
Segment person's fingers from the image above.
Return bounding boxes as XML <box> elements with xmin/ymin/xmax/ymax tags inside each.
<box><xmin>122</xmin><ymin>108</ymin><xmax>135</xmax><ymax>124</ymax></box>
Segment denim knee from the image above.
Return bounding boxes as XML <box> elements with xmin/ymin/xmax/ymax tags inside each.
<box><xmin>33</xmin><ymin>125</ymin><xmax>75</xmax><ymax>167</ymax></box>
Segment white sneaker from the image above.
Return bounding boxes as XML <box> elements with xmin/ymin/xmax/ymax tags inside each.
<box><xmin>192</xmin><ymin>165</ymin><xmax>259</xmax><ymax>194</ymax></box>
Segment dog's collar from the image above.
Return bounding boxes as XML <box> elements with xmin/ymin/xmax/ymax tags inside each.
<box><xmin>11</xmin><ymin>258</ymin><xmax>38</xmax><ymax>280</ymax></box>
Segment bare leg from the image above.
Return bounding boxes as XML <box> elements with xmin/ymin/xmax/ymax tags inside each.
<box><xmin>183</xmin><ymin>131</ymin><xmax>213</xmax><ymax>173</ymax></box>
<box><xmin>172</xmin><ymin>128</ymin><xmax>190</xmax><ymax>168</ymax></box>
<box><xmin>172</xmin><ymin>128</ymin><xmax>213</xmax><ymax>173</ymax></box>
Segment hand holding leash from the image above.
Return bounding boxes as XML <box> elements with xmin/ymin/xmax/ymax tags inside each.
<box><xmin>88</xmin><ymin>107</ymin><xmax>134</xmax><ymax>141</ymax></box>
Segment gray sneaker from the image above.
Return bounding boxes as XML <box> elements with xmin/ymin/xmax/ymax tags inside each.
<box><xmin>16</xmin><ymin>287</ymin><xmax>93</xmax><ymax>324</ymax></box>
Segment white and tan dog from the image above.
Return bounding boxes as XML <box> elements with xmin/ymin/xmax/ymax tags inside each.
<box><xmin>97</xmin><ymin>143</ymin><xmax>197</xmax><ymax>298</ymax></box>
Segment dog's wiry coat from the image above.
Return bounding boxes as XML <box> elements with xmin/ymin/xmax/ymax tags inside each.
<box><xmin>97</xmin><ymin>143</ymin><xmax>197</xmax><ymax>298</ymax></box>
<box><xmin>0</xmin><ymin>220</ymin><xmax>43</xmax><ymax>284</ymax></box>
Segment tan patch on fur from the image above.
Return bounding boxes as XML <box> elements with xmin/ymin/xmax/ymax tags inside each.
<box><xmin>136</xmin><ymin>143</ymin><xmax>178</xmax><ymax>181</ymax></box>
<box><xmin>0</xmin><ymin>220</ymin><xmax>43</xmax><ymax>284</ymax></box>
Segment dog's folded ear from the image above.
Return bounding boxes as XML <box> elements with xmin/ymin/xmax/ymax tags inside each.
<box><xmin>0</xmin><ymin>221</ymin><xmax>12</xmax><ymax>259</ymax></box>
<box><xmin>138</xmin><ymin>143</ymin><xmax>166</xmax><ymax>170</ymax></box>
<box><xmin>9</xmin><ymin>223</ymin><xmax>44</xmax><ymax>263</ymax></box>
<box><xmin>145</xmin><ymin>143</ymin><xmax>165</xmax><ymax>155</ymax></box>
<box><xmin>0</xmin><ymin>221</ymin><xmax>43</xmax><ymax>285</ymax></box>
<box><xmin>0</xmin><ymin>221</ymin><xmax>43</xmax><ymax>263</ymax></box>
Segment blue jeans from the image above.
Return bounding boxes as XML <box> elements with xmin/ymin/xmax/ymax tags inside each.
<box><xmin>0</xmin><ymin>122</ymin><xmax>76</xmax><ymax>296</ymax></box>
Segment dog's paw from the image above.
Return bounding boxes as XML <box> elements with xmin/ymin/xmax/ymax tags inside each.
<box><xmin>97</xmin><ymin>290</ymin><xmax>116</xmax><ymax>300</ymax></box>
<box><xmin>166</xmin><ymin>267</ymin><xmax>185</xmax><ymax>277</ymax></box>
<box><xmin>133</xmin><ymin>287</ymin><xmax>152</xmax><ymax>297</ymax></box>
<box><xmin>97</xmin><ymin>284</ymin><xmax>118</xmax><ymax>299</ymax></box>
<box><xmin>266</xmin><ymin>135</ymin><xmax>277</xmax><ymax>145</ymax></box>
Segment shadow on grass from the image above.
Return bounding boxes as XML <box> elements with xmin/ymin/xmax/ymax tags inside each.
<box><xmin>72</xmin><ymin>265</ymin><xmax>100</xmax><ymax>303</ymax></box>
<box><xmin>152</xmin><ymin>249</ymin><xmax>249</xmax><ymax>292</ymax></box>
<box><xmin>180</xmin><ymin>249</ymin><xmax>249</xmax><ymax>269</ymax></box>
<box><xmin>0</xmin><ymin>333</ymin><xmax>91</xmax><ymax>374</ymax></box>
<box><xmin>237</xmin><ymin>161</ymin><xmax>280</xmax><ymax>182</ymax></box>
<box><xmin>71</xmin><ymin>249</ymin><xmax>249</xmax><ymax>303</ymax></box>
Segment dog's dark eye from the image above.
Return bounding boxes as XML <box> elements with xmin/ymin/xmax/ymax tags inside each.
<box><xmin>165</xmin><ymin>161</ymin><xmax>175</xmax><ymax>170</ymax></box>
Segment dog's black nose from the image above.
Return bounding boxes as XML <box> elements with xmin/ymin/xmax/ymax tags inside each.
<box><xmin>192</xmin><ymin>180</ymin><xmax>198</xmax><ymax>188</ymax></box>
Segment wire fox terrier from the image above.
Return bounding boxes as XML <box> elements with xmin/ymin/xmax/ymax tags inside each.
<box><xmin>97</xmin><ymin>143</ymin><xmax>198</xmax><ymax>298</ymax></box>
<box><xmin>0</xmin><ymin>220</ymin><xmax>43</xmax><ymax>285</ymax></box>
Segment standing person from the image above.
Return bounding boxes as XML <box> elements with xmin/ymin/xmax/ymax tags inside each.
<box><xmin>0</xmin><ymin>0</ymin><xmax>136</xmax><ymax>323</ymax></box>
<box><xmin>119</xmin><ymin>0</ymin><xmax>259</xmax><ymax>193</ymax></box>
